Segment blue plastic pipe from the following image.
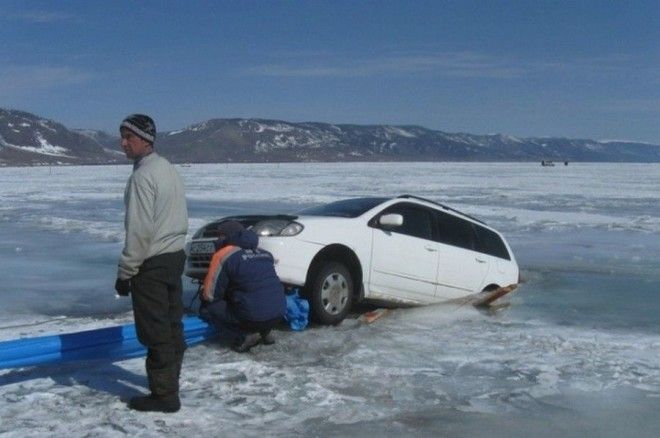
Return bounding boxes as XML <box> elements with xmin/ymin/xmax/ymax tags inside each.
<box><xmin>0</xmin><ymin>316</ymin><xmax>216</xmax><ymax>370</ymax></box>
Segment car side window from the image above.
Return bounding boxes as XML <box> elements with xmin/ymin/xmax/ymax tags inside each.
<box><xmin>434</xmin><ymin>210</ymin><xmax>476</xmax><ymax>250</ymax></box>
<box><xmin>376</xmin><ymin>203</ymin><xmax>434</xmax><ymax>240</ymax></box>
<box><xmin>473</xmin><ymin>224</ymin><xmax>511</xmax><ymax>260</ymax></box>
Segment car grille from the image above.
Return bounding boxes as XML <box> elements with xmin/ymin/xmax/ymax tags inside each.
<box><xmin>188</xmin><ymin>253</ymin><xmax>212</xmax><ymax>269</ymax></box>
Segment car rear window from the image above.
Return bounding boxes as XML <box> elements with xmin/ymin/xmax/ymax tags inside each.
<box><xmin>297</xmin><ymin>197</ymin><xmax>389</xmax><ymax>218</ymax></box>
<box><xmin>473</xmin><ymin>224</ymin><xmax>511</xmax><ymax>260</ymax></box>
<box><xmin>434</xmin><ymin>210</ymin><xmax>476</xmax><ymax>250</ymax></box>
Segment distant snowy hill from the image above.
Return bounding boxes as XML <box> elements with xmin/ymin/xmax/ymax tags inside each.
<box><xmin>1</xmin><ymin>108</ymin><xmax>659</xmax><ymax>165</ymax></box>
<box><xmin>156</xmin><ymin>119</ymin><xmax>660</xmax><ymax>163</ymax></box>
<box><xmin>0</xmin><ymin>109</ymin><xmax>121</xmax><ymax>166</ymax></box>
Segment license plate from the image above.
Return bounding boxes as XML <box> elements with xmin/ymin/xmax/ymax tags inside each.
<box><xmin>190</xmin><ymin>241</ymin><xmax>216</xmax><ymax>255</ymax></box>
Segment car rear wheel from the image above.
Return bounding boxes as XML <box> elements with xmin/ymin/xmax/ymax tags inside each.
<box><xmin>308</xmin><ymin>261</ymin><xmax>353</xmax><ymax>325</ymax></box>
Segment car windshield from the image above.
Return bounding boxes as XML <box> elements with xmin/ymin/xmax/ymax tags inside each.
<box><xmin>296</xmin><ymin>197</ymin><xmax>390</xmax><ymax>218</ymax></box>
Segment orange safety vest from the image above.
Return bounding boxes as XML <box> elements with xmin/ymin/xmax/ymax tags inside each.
<box><xmin>201</xmin><ymin>245</ymin><xmax>241</xmax><ymax>301</ymax></box>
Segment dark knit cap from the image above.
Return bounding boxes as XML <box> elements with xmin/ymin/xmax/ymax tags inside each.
<box><xmin>217</xmin><ymin>220</ymin><xmax>244</xmax><ymax>238</ymax></box>
<box><xmin>214</xmin><ymin>220</ymin><xmax>245</xmax><ymax>249</ymax></box>
<box><xmin>120</xmin><ymin>114</ymin><xmax>156</xmax><ymax>144</ymax></box>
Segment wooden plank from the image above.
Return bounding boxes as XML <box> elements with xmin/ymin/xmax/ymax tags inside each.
<box><xmin>358</xmin><ymin>308</ymin><xmax>391</xmax><ymax>324</ymax></box>
<box><xmin>472</xmin><ymin>284</ymin><xmax>518</xmax><ymax>307</ymax></box>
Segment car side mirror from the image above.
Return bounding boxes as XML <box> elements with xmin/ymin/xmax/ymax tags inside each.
<box><xmin>379</xmin><ymin>213</ymin><xmax>403</xmax><ymax>227</ymax></box>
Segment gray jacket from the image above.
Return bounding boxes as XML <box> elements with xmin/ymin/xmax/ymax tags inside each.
<box><xmin>118</xmin><ymin>152</ymin><xmax>188</xmax><ymax>280</ymax></box>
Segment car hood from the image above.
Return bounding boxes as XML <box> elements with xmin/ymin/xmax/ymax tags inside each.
<box><xmin>197</xmin><ymin>215</ymin><xmax>297</xmax><ymax>238</ymax></box>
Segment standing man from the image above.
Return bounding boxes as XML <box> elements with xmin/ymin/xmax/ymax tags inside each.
<box><xmin>115</xmin><ymin>114</ymin><xmax>188</xmax><ymax>413</ymax></box>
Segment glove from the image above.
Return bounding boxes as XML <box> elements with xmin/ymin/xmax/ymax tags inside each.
<box><xmin>115</xmin><ymin>278</ymin><xmax>131</xmax><ymax>296</ymax></box>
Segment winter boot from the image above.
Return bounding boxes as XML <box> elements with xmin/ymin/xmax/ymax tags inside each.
<box><xmin>231</xmin><ymin>333</ymin><xmax>261</xmax><ymax>353</ymax></box>
<box><xmin>129</xmin><ymin>394</ymin><xmax>180</xmax><ymax>413</ymax></box>
<box><xmin>259</xmin><ymin>330</ymin><xmax>275</xmax><ymax>345</ymax></box>
<box><xmin>132</xmin><ymin>366</ymin><xmax>180</xmax><ymax>412</ymax></box>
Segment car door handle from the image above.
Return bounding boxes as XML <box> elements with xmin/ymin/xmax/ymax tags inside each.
<box><xmin>424</xmin><ymin>245</ymin><xmax>438</xmax><ymax>252</ymax></box>
<box><xmin>475</xmin><ymin>257</ymin><xmax>487</xmax><ymax>264</ymax></box>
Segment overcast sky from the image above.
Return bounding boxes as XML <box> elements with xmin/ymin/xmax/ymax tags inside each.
<box><xmin>1</xmin><ymin>0</ymin><xmax>658</xmax><ymax>143</ymax></box>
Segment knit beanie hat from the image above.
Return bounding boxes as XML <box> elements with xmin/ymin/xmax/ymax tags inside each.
<box><xmin>120</xmin><ymin>114</ymin><xmax>156</xmax><ymax>144</ymax></box>
<box><xmin>214</xmin><ymin>220</ymin><xmax>245</xmax><ymax>249</ymax></box>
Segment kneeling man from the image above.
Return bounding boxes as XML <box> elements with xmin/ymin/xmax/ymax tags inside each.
<box><xmin>199</xmin><ymin>221</ymin><xmax>286</xmax><ymax>352</ymax></box>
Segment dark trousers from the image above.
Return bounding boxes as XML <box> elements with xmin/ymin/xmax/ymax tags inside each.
<box><xmin>130</xmin><ymin>250</ymin><xmax>187</xmax><ymax>396</ymax></box>
<box><xmin>200</xmin><ymin>299</ymin><xmax>281</xmax><ymax>343</ymax></box>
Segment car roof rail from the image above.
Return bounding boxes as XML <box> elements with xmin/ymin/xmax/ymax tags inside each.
<box><xmin>397</xmin><ymin>194</ymin><xmax>486</xmax><ymax>225</ymax></box>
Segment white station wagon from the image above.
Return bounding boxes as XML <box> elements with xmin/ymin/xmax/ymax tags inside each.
<box><xmin>185</xmin><ymin>195</ymin><xmax>519</xmax><ymax>324</ymax></box>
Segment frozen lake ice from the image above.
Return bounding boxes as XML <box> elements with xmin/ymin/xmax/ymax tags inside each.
<box><xmin>0</xmin><ymin>162</ymin><xmax>659</xmax><ymax>437</ymax></box>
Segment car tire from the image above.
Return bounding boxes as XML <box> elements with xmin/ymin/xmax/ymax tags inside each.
<box><xmin>308</xmin><ymin>261</ymin><xmax>353</xmax><ymax>325</ymax></box>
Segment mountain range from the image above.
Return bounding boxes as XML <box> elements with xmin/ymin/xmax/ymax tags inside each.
<box><xmin>1</xmin><ymin>108</ymin><xmax>659</xmax><ymax>166</ymax></box>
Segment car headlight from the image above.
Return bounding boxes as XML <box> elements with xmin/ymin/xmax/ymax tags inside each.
<box><xmin>252</xmin><ymin>220</ymin><xmax>304</xmax><ymax>237</ymax></box>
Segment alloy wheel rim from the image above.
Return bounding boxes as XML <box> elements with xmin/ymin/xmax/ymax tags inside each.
<box><xmin>320</xmin><ymin>272</ymin><xmax>349</xmax><ymax>315</ymax></box>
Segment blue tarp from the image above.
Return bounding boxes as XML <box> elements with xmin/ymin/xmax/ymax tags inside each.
<box><xmin>284</xmin><ymin>289</ymin><xmax>309</xmax><ymax>331</ymax></box>
<box><xmin>0</xmin><ymin>316</ymin><xmax>217</xmax><ymax>370</ymax></box>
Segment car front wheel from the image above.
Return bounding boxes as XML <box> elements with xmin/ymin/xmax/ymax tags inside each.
<box><xmin>308</xmin><ymin>261</ymin><xmax>353</xmax><ymax>325</ymax></box>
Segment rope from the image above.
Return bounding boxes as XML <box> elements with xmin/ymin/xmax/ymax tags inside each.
<box><xmin>185</xmin><ymin>281</ymin><xmax>203</xmax><ymax>314</ymax></box>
